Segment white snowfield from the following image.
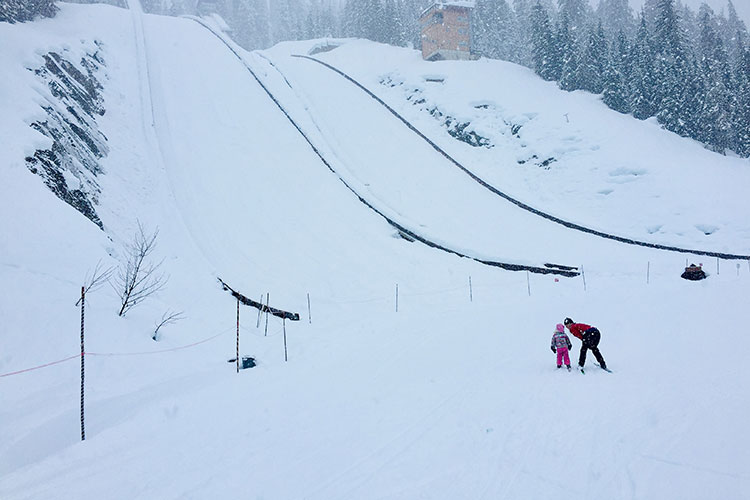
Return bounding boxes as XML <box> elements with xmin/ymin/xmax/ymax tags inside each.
<box><xmin>1</xmin><ymin>3</ymin><xmax>749</xmax><ymax>499</ymax></box>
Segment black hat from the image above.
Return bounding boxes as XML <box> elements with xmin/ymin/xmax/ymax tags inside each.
<box><xmin>564</xmin><ymin>317</ymin><xmax>574</xmax><ymax>326</ymax></box>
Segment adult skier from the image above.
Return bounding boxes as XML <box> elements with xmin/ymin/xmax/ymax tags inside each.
<box><xmin>563</xmin><ymin>317</ymin><xmax>608</xmax><ymax>371</ymax></box>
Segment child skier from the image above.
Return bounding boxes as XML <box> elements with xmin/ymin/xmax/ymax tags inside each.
<box><xmin>551</xmin><ymin>323</ymin><xmax>573</xmax><ymax>371</ymax></box>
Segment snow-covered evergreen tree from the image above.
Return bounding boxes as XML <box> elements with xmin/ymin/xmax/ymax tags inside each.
<box><xmin>472</xmin><ymin>0</ymin><xmax>515</xmax><ymax>61</ymax></box>
<box><xmin>511</xmin><ymin>0</ymin><xmax>534</xmax><ymax>66</ymax></box>
<box><xmin>629</xmin><ymin>13</ymin><xmax>659</xmax><ymax>119</ymax></box>
<box><xmin>557</xmin><ymin>0</ymin><xmax>589</xmax><ymax>35</ymax></box>
<box><xmin>732</xmin><ymin>46</ymin><xmax>750</xmax><ymax>156</ymax></box>
<box><xmin>557</xmin><ymin>13</ymin><xmax>579</xmax><ymax>90</ymax></box>
<box><xmin>575</xmin><ymin>20</ymin><xmax>608</xmax><ymax>94</ymax></box>
<box><xmin>595</xmin><ymin>0</ymin><xmax>635</xmax><ymax>39</ymax></box>
<box><xmin>233</xmin><ymin>0</ymin><xmax>269</xmax><ymax>50</ymax></box>
<box><xmin>530</xmin><ymin>1</ymin><xmax>557</xmax><ymax>81</ymax></box>
<box><xmin>722</xmin><ymin>0</ymin><xmax>749</xmax><ymax>68</ymax></box>
<box><xmin>696</xmin><ymin>6</ymin><xmax>733</xmax><ymax>153</ymax></box>
<box><xmin>602</xmin><ymin>30</ymin><xmax>631</xmax><ymax>113</ymax></box>
<box><xmin>382</xmin><ymin>0</ymin><xmax>401</xmax><ymax>46</ymax></box>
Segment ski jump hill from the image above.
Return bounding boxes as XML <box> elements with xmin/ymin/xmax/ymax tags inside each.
<box><xmin>1</xmin><ymin>3</ymin><xmax>749</xmax><ymax>499</ymax></box>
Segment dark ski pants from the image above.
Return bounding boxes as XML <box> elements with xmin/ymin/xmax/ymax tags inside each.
<box><xmin>579</xmin><ymin>328</ymin><xmax>606</xmax><ymax>369</ymax></box>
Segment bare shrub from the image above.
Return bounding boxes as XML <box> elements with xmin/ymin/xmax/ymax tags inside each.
<box><xmin>112</xmin><ymin>222</ymin><xmax>168</xmax><ymax>316</ymax></box>
<box><xmin>152</xmin><ymin>310</ymin><xmax>185</xmax><ymax>341</ymax></box>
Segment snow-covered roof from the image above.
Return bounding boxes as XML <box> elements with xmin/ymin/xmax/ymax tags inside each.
<box><xmin>420</xmin><ymin>1</ymin><xmax>475</xmax><ymax>18</ymax></box>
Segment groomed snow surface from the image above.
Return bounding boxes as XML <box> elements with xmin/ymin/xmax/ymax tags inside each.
<box><xmin>1</xmin><ymin>3</ymin><xmax>749</xmax><ymax>499</ymax></box>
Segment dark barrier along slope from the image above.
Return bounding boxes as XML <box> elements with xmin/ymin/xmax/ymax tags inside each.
<box><xmin>294</xmin><ymin>55</ymin><xmax>750</xmax><ymax>262</ymax></box>
<box><xmin>185</xmin><ymin>18</ymin><xmax>579</xmax><ymax>277</ymax></box>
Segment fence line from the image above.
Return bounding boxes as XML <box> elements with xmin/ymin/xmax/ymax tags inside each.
<box><xmin>0</xmin><ymin>327</ymin><xmax>234</xmax><ymax>379</ymax></box>
<box><xmin>0</xmin><ymin>354</ymin><xmax>82</xmax><ymax>379</ymax></box>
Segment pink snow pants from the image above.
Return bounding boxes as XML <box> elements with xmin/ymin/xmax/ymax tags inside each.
<box><xmin>556</xmin><ymin>347</ymin><xmax>570</xmax><ymax>367</ymax></box>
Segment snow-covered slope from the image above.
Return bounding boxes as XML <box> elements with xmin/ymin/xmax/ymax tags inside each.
<box><xmin>1</xmin><ymin>4</ymin><xmax>749</xmax><ymax>499</ymax></box>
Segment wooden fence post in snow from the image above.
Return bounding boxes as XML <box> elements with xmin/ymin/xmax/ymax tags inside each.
<box><xmin>581</xmin><ymin>265</ymin><xmax>587</xmax><ymax>291</ymax></box>
<box><xmin>307</xmin><ymin>293</ymin><xmax>312</xmax><ymax>324</ymax></box>
<box><xmin>283</xmin><ymin>318</ymin><xmax>288</xmax><ymax>362</ymax></box>
<box><xmin>264</xmin><ymin>292</ymin><xmax>270</xmax><ymax>336</ymax></box>
<box><xmin>236</xmin><ymin>296</ymin><xmax>240</xmax><ymax>374</ymax></box>
<box><xmin>80</xmin><ymin>286</ymin><xmax>86</xmax><ymax>442</ymax></box>
<box><xmin>526</xmin><ymin>271</ymin><xmax>531</xmax><ymax>296</ymax></box>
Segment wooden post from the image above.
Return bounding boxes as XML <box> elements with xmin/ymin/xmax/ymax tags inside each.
<box><xmin>469</xmin><ymin>276</ymin><xmax>473</xmax><ymax>302</ymax></box>
<box><xmin>581</xmin><ymin>265</ymin><xmax>587</xmax><ymax>291</ymax></box>
<box><xmin>80</xmin><ymin>286</ymin><xmax>85</xmax><ymax>441</ymax></box>
<box><xmin>526</xmin><ymin>271</ymin><xmax>531</xmax><ymax>296</ymax></box>
<box><xmin>307</xmin><ymin>293</ymin><xmax>312</xmax><ymax>324</ymax></box>
<box><xmin>283</xmin><ymin>318</ymin><xmax>288</xmax><ymax>362</ymax></box>
<box><xmin>264</xmin><ymin>292</ymin><xmax>270</xmax><ymax>336</ymax></box>
<box><xmin>395</xmin><ymin>284</ymin><xmax>399</xmax><ymax>312</ymax></box>
<box><xmin>236</xmin><ymin>296</ymin><xmax>240</xmax><ymax>374</ymax></box>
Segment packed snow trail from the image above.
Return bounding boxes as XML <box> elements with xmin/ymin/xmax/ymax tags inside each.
<box><xmin>293</xmin><ymin>55</ymin><xmax>750</xmax><ymax>261</ymax></box>
<box><xmin>184</xmin><ymin>16</ymin><xmax>581</xmax><ymax>277</ymax></box>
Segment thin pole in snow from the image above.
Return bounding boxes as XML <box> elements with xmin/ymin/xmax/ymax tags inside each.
<box><xmin>236</xmin><ymin>296</ymin><xmax>240</xmax><ymax>374</ymax></box>
<box><xmin>581</xmin><ymin>265</ymin><xmax>587</xmax><ymax>291</ymax></box>
<box><xmin>256</xmin><ymin>294</ymin><xmax>262</xmax><ymax>328</ymax></box>
<box><xmin>283</xmin><ymin>318</ymin><xmax>288</xmax><ymax>362</ymax></box>
<box><xmin>647</xmin><ymin>261</ymin><xmax>650</xmax><ymax>284</ymax></box>
<box><xmin>264</xmin><ymin>292</ymin><xmax>270</xmax><ymax>336</ymax></box>
<box><xmin>737</xmin><ymin>263</ymin><xmax>741</xmax><ymax>276</ymax></box>
<box><xmin>717</xmin><ymin>257</ymin><xmax>720</xmax><ymax>275</ymax></box>
<box><xmin>526</xmin><ymin>271</ymin><xmax>531</xmax><ymax>296</ymax></box>
<box><xmin>469</xmin><ymin>276</ymin><xmax>473</xmax><ymax>302</ymax></box>
<box><xmin>395</xmin><ymin>284</ymin><xmax>399</xmax><ymax>312</ymax></box>
<box><xmin>307</xmin><ymin>293</ymin><xmax>312</xmax><ymax>324</ymax></box>
<box><xmin>80</xmin><ymin>286</ymin><xmax>86</xmax><ymax>441</ymax></box>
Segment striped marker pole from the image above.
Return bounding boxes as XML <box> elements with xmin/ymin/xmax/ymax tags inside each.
<box><xmin>80</xmin><ymin>286</ymin><xmax>86</xmax><ymax>441</ymax></box>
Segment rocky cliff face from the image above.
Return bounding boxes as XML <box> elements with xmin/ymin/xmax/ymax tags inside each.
<box><xmin>25</xmin><ymin>43</ymin><xmax>109</xmax><ymax>229</ymax></box>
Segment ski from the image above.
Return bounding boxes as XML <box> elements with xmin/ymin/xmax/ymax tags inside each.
<box><xmin>578</xmin><ymin>366</ymin><xmax>585</xmax><ymax>374</ymax></box>
<box><xmin>595</xmin><ymin>363</ymin><xmax>613</xmax><ymax>373</ymax></box>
